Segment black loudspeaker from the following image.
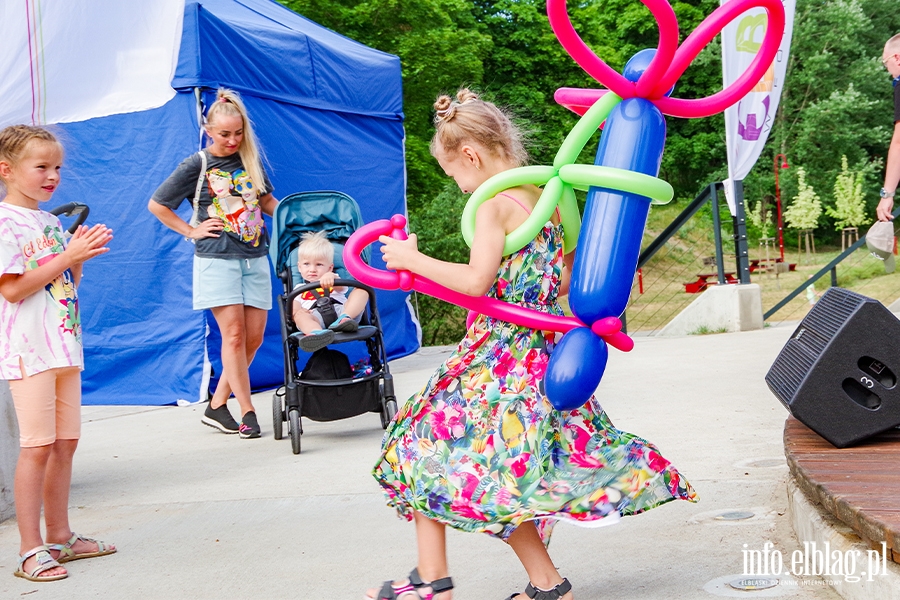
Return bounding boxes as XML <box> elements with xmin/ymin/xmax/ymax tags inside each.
<box><xmin>766</xmin><ymin>287</ymin><xmax>900</xmax><ymax>448</ymax></box>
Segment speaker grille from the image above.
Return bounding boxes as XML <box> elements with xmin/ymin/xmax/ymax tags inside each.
<box><xmin>766</xmin><ymin>341</ymin><xmax>815</xmax><ymax>406</ymax></box>
<box><xmin>804</xmin><ymin>287</ymin><xmax>865</xmax><ymax>338</ymax></box>
<box><xmin>765</xmin><ymin>288</ymin><xmax>867</xmax><ymax>404</ymax></box>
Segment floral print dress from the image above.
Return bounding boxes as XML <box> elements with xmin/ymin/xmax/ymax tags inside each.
<box><xmin>373</xmin><ymin>221</ymin><xmax>696</xmax><ymax>542</ymax></box>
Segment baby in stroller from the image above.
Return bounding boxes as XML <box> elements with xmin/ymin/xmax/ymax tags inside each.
<box><xmin>292</xmin><ymin>231</ymin><xmax>368</xmax><ymax>353</ymax></box>
<box><xmin>270</xmin><ymin>190</ymin><xmax>398</xmax><ymax>454</ymax></box>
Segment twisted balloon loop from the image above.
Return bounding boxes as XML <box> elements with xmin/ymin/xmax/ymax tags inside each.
<box><xmin>461</xmin><ymin>92</ymin><xmax>673</xmax><ymax>256</ymax></box>
<box><xmin>342</xmin><ymin>214</ymin><xmax>635</xmax><ymax>353</ymax></box>
<box><xmin>550</xmin><ymin>0</ymin><xmax>786</xmax><ymax>117</ymax></box>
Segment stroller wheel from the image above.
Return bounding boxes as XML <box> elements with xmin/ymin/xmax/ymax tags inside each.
<box><xmin>289</xmin><ymin>409</ymin><xmax>302</xmax><ymax>454</ymax></box>
<box><xmin>380</xmin><ymin>397</ymin><xmax>398</xmax><ymax>430</ymax></box>
<box><xmin>272</xmin><ymin>392</ymin><xmax>284</xmax><ymax>440</ymax></box>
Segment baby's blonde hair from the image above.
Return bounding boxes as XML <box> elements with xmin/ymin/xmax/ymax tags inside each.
<box><xmin>429</xmin><ymin>88</ymin><xmax>527</xmax><ymax>166</ymax></box>
<box><xmin>205</xmin><ymin>88</ymin><xmax>268</xmax><ymax>197</ymax></box>
<box><xmin>0</xmin><ymin>125</ymin><xmax>62</xmax><ymax>196</ymax></box>
<box><xmin>297</xmin><ymin>231</ymin><xmax>334</xmax><ymax>264</ymax></box>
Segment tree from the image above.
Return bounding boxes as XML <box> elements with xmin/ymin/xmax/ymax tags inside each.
<box><xmin>746</xmin><ymin>0</ymin><xmax>900</xmax><ymax>241</ymax></box>
<box><xmin>784</xmin><ymin>166</ymin><xmax>822</xmax><ymax>256</ymax></box>
<box><xmin>826</xmin><ymin>155</ymin><xmax>870</xmax><ymax>229</ymax></box>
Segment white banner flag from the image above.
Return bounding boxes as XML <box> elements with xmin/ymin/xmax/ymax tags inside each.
<box><xmin>722</xmin><ymin>0</ymin><xmax>795</xmax><ymax>214</ymax></box>
<box><xmin>0</xmin><ymin>0</ymin><xmax>184</xmax><ymax>128</ymax></box>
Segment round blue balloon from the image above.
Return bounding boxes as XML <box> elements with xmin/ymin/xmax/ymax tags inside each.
<box><xmin>545</xmin><ymin>327</ymin><xmax>608</xmax><ymax>411</ymax></box>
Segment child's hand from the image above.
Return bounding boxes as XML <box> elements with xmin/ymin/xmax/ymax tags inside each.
<box><xmin>378</xmin><ymin>233</ymin><xmax>419</xmax><ymax>271</ymax></box>
<box><xmin>320</xmin><ymin>271</ymin><xmax>337</xmax><ymax>289</ymax></box>
<box><xmin>189</xmin><ymin>218</ymin><xmax>224</xmax><ymax>239</ymax></box>
<box><xmin>64</xmin><ymin>224</ymin><xmax>113</xmax><ymax>264</ymax></box>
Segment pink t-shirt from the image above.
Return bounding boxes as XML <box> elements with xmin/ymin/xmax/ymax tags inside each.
<box><xmin>0</xmin><ymin>202</ymin><xmax>83</xmax><ymax>379</ymax></box>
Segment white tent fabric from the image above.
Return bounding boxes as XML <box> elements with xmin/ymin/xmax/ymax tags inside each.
<box><xmin>0</xmin><ymin>0</ymin><xmax>183</xmax><ymax>127</ymax></box>
<box><xmin>721</xmin><ymin>0</ymin><xmax>796</xmax><ymax>214</ymax></box>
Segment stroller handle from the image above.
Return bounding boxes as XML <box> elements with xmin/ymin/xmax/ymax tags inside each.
<box><xmin>284</xmin><ymin>278</ymin><xmax>379</xmax><ymax>312</ymax></box>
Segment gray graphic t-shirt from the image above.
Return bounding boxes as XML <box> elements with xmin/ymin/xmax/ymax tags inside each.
<box><xmin>152</xmin><ymin>149</ymin><xmax>273</xmax><ymax>258</ymax></box>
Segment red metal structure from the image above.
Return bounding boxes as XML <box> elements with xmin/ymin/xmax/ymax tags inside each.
<box><xmin>774</xmin><ymin>153</ymin><xmax>789</xmax><ymax>262</ymax></box>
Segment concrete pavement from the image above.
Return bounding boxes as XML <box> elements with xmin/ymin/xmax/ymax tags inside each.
<box><xmin>0</xmin><ymin>327</ymin><xmax>849</xmax><ymax>599</ymax></box>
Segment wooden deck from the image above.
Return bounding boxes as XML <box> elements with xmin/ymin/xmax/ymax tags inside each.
<box><xmin>784</xmin><ymin>416</ymin><xmax>900</xmax><ymax>564</ymax></box>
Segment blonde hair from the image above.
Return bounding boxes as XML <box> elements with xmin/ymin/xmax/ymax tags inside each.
<box><xmin>0</xmin><ymin>125</ymin><xmax>62</xmax><ymax>196</ymax></box>
<box><xmin>429</xmin><ymin>88</ymin><xmax>528</xmax><ymax>166</ymax></box>
<box><xmin>297</xmin><ymin>231</ymin><xmax>334</xmax><ymax>264</ymax></box>
<box><xmin>205</xmin><ymin>88</ymin><xmax>268</xmax><ymax>197</ymax></box>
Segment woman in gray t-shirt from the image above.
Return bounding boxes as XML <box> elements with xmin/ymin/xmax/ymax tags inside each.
<box><xmin>148</xmin><ymin>88</ymin><xmax>277</xmax><ymax>440</ymax></box>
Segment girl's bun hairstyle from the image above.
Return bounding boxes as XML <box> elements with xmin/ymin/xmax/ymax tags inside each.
<box><xmin>430</xmin><ymin>88</ymin><xmax>528</xmax><ymax>166</ymax></box>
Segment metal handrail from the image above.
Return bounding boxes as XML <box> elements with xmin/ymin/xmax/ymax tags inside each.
<box><xmin>763</xmin><ymin>209</ymin><xmax>900</xmax><ymax>320</ymax></box>
<box><xmin>638</xmin><ymin>182</ymin><xmax>725</xmax><ymax>281</ymax></box>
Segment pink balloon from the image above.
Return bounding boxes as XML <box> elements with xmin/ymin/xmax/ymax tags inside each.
<box><xmin>554</xmin><ymin>88</ymin><xmax>610</xmax><ymax>116</ymax></box>
<box><xmin>547</xmin><ymin>0</ymin><xmax>634</xmax><ymax>99</ymax></box>
<box><xmin>343</xmin><ymin>216</ymin><xmax>634</xmax><ymax>353</ymax></box>
<box><xmin>632</xmin><ymin>0</ymin><xmax>680</xmax><ymax>98</ymax></box>
<box><xmin>650</xmin><ymin>0</ymin><xmax>786</xmax><ymax>117</ymax></box>
<box><xmin>549</xmin><ymin>0</ymin><xmax>786</xmax><ymax>120</ymax></box>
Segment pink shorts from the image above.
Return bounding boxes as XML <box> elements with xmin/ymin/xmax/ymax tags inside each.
<box><xmin>7</xmin><ymin>364</ymin><xmax>82</xmax><ymax>447</ymax></box>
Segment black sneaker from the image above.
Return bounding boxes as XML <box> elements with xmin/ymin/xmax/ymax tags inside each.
<box><xmin>202</xmin><ymin>403</ymin><xmax>240</xmax><ymax>434</ymax></box>
<box><xmin>239</xmin><ymin>411</ymin><xmax>261</xmax><ymax>439</ymax></box>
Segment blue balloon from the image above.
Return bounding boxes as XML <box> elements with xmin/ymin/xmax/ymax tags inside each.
<box><xmin>569</xmin><ymin>97</ymin><xmax>666</xmax><ymax>323</ymax></box>
<box><xmin>545</xmin><ymin>327</ymin><xmax>608</xmax><ymax>411</ymax></box>
<box><xmin>545</xmin><ymin>49</ymin><xmax>668</xmax><ymax>412</ymax></box>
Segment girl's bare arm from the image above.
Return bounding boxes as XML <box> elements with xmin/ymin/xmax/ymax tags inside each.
<box><xmin>379</xmin><ymin>200</ymin><xmax>506</xmax><ymax>297</ymax></box>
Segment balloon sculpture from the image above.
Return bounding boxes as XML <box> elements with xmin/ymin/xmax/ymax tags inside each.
<box><xmin>344</xmin><ymin>0</ymin><xmax>786</xmax><ymax>411</ymax></box>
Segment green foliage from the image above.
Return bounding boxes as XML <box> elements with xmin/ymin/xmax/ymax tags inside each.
<box><xmin>747</xmin><ymin>197</ymin><xmax>776</xmax><ymax>238</ymax></box>
<box><xmin>277</xmin><ymin>0</ymin><xmax>900</xmax><ymax>342</ymax></box>
<box><xmin>690</xmin><ymin>325</ymin><xmax>729</xmax><ymax>335</ymax></box>
<box><xmin>408</xmin><ymin>182</ymin><xmax>470</xmax><ymax>344</ymax></box>
<box><xmin>826</xmin><ymin>155</ymin><xmax>871</xmax><ymax>229</ymax></box>
<box><xmin>750</xmin><ymin>0</ymin><xmax>900</xmax><ymax>242</ymax></box>
<box><xmin>783</xmin><ymin>167</ymin><xmax>822</xmax><ymax>230</ymax></box>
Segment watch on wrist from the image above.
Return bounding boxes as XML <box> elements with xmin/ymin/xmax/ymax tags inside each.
<box><xmin>882</xmin><ymin>188</ymin><xmax>896</xmax><ymax>199</ymax></box>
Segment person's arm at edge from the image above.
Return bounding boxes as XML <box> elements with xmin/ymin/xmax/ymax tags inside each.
<box><xmin>877</xmin><ymin>121</ymin><xmax>900</xmax><ymax>221</ymax></box>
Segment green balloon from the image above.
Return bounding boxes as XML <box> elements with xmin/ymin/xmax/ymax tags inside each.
<box><xmin>558</xmin><ymin>183</ymin><xmax>581</xmax><ymax>253</ymax></box>
<box><xmin>461</xmin><ymin>166</ymin><xmax>557</xmax><ymax>249</ymax></box>
<box><xmin>457</xmin><ymin>91</ymin><xmax>673</xmax><ymax>258</ymax></box>
<box><xmin>553</xmin><ymin>93</ymin><xmax>622</xmax><ymax>169</ymax></box>
<box><xmin>558</xmin><ymin>164</ymin><xmax>674</xmax><ymax>204</ymax></box>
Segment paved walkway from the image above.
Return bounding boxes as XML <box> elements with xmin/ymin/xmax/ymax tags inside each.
<box><xmin>0</xmin><ymin>327</ymin><xmax>848</xmax><ymax>599</ymax></box>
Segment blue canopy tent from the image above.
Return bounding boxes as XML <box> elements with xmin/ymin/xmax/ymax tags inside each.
<box><xmin>50</xmin><ymin>0</ymin><xmax>419</xmax><ymax>405</ymax></box>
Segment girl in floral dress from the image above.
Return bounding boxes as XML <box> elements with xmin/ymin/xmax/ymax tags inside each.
<box><xmin>367</xmin><ymin>89</ymin><xmax>696</xmax><ymax>600</ymax></box>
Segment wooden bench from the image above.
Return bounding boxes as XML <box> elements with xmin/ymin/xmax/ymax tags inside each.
<box><xmin>683</xmin><ymin>272</ymin><xmax>738</xmax><ymax>293</ymax></box>
<box><xmin>784</xmin><ymin>416</ymin><xmax>900</xmax><ymax>564</ymax></box>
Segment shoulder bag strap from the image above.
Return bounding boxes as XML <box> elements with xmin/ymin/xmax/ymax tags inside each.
<box><xmin>189</xmin><ymin>150</ymin><xmax>207</xmax><ymax>227</ymax></box>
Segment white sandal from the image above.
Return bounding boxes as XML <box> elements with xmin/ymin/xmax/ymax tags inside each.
<box><xmin>48</xmin><ymin>532</ymin><xmax>116</xmax><ymax>563</ymax></box>
<box><xmin>13</xmin><ymin>545</ymin><xmax>67</xmax><ymax>582</ymax></box>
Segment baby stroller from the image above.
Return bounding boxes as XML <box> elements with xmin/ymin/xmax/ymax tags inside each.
<box><xmin>270</xmin><ymin>191</ymin><xmax>398</xmax><ymax>454</ymax></box>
